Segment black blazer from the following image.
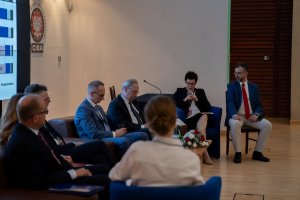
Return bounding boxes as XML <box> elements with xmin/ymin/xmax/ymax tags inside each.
<box><xmin>107</xmin><ymin>95</ymin><xmax>145</xmax><ymax>132</ymax></box>
<box><xmin>42</xmin><ymin>121</ymin><xmax>75</xmax><ymax>154</ymax></box>
<box><xmin>173</xmin><ymin>88</ymin><xmax>211</xmax><ymax>117</ymax></box>
<box><xmin>4</xmin><ymin>123</ymin><xmax>72</xmax><ymax>189</ymax></box>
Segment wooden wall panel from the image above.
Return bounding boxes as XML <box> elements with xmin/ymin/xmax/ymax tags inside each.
<box><xmin>230</xmin><ymin>0</ymin><xmax>292</xmax><ymax>117</ymax></box>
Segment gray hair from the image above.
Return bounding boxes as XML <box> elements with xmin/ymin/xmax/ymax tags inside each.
<box><xmin>88</xmin><ymin>80</ymin><xmax>104</xmax><ymax>93</ymax></box>
<box><xmin>122</xmin><ymin>79</ymin><xmax>138</xmax><ymax>90</ymax></box>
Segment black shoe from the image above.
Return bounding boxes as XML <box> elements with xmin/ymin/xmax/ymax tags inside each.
<box><xmin>252</xmin><ymin>151</ymin><xmax>270</xmax><ymax>162</ymax></box>
<box><xmin>234</xmin><ymin>152</ymin><xmax>241</xmax><ymax>163</ymax></box>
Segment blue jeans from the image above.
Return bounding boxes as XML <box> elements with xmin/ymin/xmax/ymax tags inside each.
<box><xmin>102</xmin><ymin>132</ymin><xmax>149</xmax><ymax>159</ymax></box>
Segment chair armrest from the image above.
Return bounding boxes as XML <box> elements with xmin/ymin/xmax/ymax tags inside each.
<box><xmin>207</xmin><ymin>106</ymin><xmax>222</xmax><ymax>129</ymax></box>
<box><xmin>176</xmin><ymin>107</ymin><xmax>186</xmax><ymax>123</ymax></box>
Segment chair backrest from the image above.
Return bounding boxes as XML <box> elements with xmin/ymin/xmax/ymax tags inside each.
<box><xmin>48</xmin><ymin>116</ymin><xmax>79</xmax><ymax>138</ymax></box>
<box><xmin>109</xmin><ymin>86</ymin><xmax>116</xmax><ymax>100</ymax></box>
<box><xmin>110</xmin><ymin>176</ymin><xmax>222</xmax><ymax>200</ymax></box>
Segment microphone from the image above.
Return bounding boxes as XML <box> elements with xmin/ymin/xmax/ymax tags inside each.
<box><xmin>143</xmin><ymin>80</ymin><xmax>162</xmax><ymax>94</ymax></box>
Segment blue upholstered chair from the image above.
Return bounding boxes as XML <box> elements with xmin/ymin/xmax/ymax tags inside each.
<box><xmin>110</xmin><ymin>176</ymin><xmax>222</xmax><ymax>200</ymax></box>
<box><xmin>176</xmin><ymin>106</ymin><xmax>222</xmax><ymax>159</ymax></box>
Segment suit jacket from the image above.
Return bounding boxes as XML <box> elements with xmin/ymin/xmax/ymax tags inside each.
<box><xmin>74</xmin><ymin>99</ymin><xmax>113</xmax><ymax>140</ymax></box>
<box><xmin>107</xmin><ymin>95</ymin><xmax>145</xmax><ymax>132</ymax></box>
<box><xmin>173</xmin><ymin>88</ymin><xmax>211</xmax><ymax>117</ymax></box>
<box><xmin>41</xmin><ymin>121</ymin><xmax>75</xmax><ymax>154</ymax></box>
<box><xmin>225</xmin><ymin>81</ymin><xmax>264</xmax><ymax>125</ymax></box>
<box><xmin>4</xmin><ymin>123</ymin><xmax>72</xmax><ymax>189</ymax></box>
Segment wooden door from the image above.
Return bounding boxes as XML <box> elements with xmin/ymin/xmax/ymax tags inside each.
<box><xmin>230</xmin><ymin>0</ymin><xmax>293</xmax><ymax>117</ymax></box>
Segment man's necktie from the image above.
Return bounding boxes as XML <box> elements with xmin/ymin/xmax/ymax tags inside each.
<box><xmin>242</xmin><ymin>83</ymin><xmax>250</xmax><ymax>119</ymax></box>
<box><xmin>129</xmin><ymin>102</ymin><xmax>143</xmax><ymax>125</ymax></box>
<box><xmin>95</xmin><ymin>105</ymin><xmax>111</xmax><ymax>131</ymax></box>
<box><xmin>37</xmin><ymin>131</ymin><xmax>61</xmax><ymax>165</ymax></box>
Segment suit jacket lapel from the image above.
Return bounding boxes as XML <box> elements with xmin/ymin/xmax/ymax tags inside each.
<box><xmin>83</xmin><ymin>99</ymin><xmax>109</xmax><ymax>127</ymax></box>
<box><xmin>117</xmin><ymin>95</ymin><xmax>131</xmax><ymax>119</ymax></box>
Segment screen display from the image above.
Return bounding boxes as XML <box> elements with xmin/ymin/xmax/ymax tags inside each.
<box><xmin>0</xmin><ymin>0</ymin><xmax>17</xmax><ymax>100</ymax></box>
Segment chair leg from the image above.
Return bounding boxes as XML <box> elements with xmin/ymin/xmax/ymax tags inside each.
<box><xmin>226</xmin><ymin>128</ymin><xmax>229</xmax><ymax>155</ymax></box>
<box><xmin>245</xmin><ymin>131</ymin><xmax>249</xmax><ymax>154</ymax></box>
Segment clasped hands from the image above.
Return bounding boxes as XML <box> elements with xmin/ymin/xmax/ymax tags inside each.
<box><xmin>184</xmin><ymin>94</ymin><xmax>198</xmax><ymax>102</ymax></box>
<box><xmin>233</xmin><ymin>114</ymin><xmax>258</xmax><ymax>122</ymax></box>
<box><xmin>60</xmin><ymin>155</ymin><xmax>92</xmax><ymax>177</ymax></box>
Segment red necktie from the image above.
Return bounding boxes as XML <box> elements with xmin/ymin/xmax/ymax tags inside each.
<box><xmin>38</xmin><ymin>131</ymin><xmax>61</xmax><ymax>165</ymax></box>
<box><xmin>242</xmin><ymin>83</ymin><xmax>250</xmax><ymax>119</ymax></box>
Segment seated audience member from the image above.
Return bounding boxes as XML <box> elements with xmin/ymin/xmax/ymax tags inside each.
<box><xmin>173</xmin><ymin>71</ymin><xmax>213</xmax><ymax>164</ymax></box>
<box><xmin>109</xmin><ymin>95</ymin><xmax>205</xmax><ymax>186</ymax></box>
<box><xmin>0</xmin><ymin>93</ymin><xmax>24</xmax><ymax>148</ymax></box>
<box><xmin>23</xmin><ymin>83</ymin><xmax>116</xmax><ymax>168</ymax></box>
<box><xmin>107</xmin><ymin>79</ymin><xmax>151</xmax><ymax>136</ymax></box>
<box><xmin>4</xmin><ymin>94</ymin><xmax>110</xmax><ymax>192</ymax></box>
<box><xmin>74</xmin><ymin>80</ymin><xmax>148</xmax><ymax>159</ymax></box>
<box><xmin>226</xmin><ymin>63</ymin><xmax>272</xmax><ymax>163</ymax></box>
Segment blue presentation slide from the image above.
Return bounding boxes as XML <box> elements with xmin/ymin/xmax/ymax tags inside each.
<box><xmin>0</xmin><ymin>0</ymin><xmax>17</xmax><ymax>100</ymax></box>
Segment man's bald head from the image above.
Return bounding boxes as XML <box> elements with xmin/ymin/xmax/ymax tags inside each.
<box><xmin>17</xmin><ymin>94</ymin><xmax>44</xmax><ymax>124</ymax></box>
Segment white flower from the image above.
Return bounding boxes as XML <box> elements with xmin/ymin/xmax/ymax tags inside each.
<box><xmin>188</xmin><ymin>141</ymin><xmax>192</xmax><ymax>145</ymax></box>
<box><xmin>193</xmin><ymin>143</ymin><xmax>197</xmax><ymax>148</ymax></box>
<box><xmin>189</xmin><ymin>134</ymin><xmax>195</xmax><ymax>139</ymax></box>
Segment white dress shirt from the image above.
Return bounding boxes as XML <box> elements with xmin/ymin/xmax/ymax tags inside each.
<box><xmin>120</xmin><ymin>95</ymin><xmax>145</xmax><ymax>128</ymax></box>
<box><xmin>109</xmin><ymin>135</ymin><xmax>205</xmax><ymax>187</ymax></box>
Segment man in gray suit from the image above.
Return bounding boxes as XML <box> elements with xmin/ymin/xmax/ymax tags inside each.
<box><xmin>74</xmin><ymin>80</ymin><xmax>149</xmax><ymax>159</ymax></box>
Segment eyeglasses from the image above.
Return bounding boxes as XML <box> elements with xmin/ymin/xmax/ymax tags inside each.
<box><xmin>93</xmin><ymin>91</ymin><xmax>105</xmax><ymax>98</ymax></box>
<box><xmin>185</xmin><ymin>81</ymin><xmax>196</xmax><ymax>86</ymax></box>
<box><xmin>234</xmin><ymin>72</ymin><xmax>245</xmax><ymax>75</ymax></box>
<box><xmin>35</xmin><ymin>109</ymin><xmax>49</xmax><ymax>115</ymax></box>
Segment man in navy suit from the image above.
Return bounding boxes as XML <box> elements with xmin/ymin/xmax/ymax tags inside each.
<box><xmin>4</xmin><ymin>94</ymin><xmax>110</xmax><ymax>190</ymax></box>
<box><xmin>74</xmin><ymin>80</ymin><xmax>148</xmax><ymax>159</ymax></box>
<box><xmin>226</xmin><ymin>63</ymin><xmax>272</xmax><ymax>163</ymax></box>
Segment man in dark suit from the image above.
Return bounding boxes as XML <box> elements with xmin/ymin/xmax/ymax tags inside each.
<box><xmin>4</xmin><ymin>94</ymin><xmax>110</xmax><ymax>190</ymax></box>
<box><xmin>74</xmin><ymin>80</ymin><xmax>148</xmax><ymax>159</ymax></box>
<box><xmin>24</xmin><ymin>84</ymin><xmax>115</xmax><ymax>168</ymax></box>
<box><xmin>107</xmin><ymin>79</ymin><xmax>150</xmax><ymax>136</ymax></box>
<box><xmin>226</xmin><ymin>63</ymin><xmax>272</xmax><ymax>163</ymax></box>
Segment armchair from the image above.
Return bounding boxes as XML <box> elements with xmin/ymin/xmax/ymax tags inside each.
<box><xmin>110</xmin><ymin>176</ymin><xmax>222</xmax><ymax>200</ymax></box>
<box><xmin>176</xmin><ymin>106</ymin><xmax>222</xmax><ymax>158</ymax></box>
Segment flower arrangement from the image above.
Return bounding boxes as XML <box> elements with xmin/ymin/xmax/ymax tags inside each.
<box><xmin>179</xmin><ymin>129</ymin><xmax>209</xmax><ymax>148</ymax></box>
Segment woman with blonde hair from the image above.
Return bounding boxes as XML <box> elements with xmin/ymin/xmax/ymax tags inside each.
<box><xmin>109</xmin><ymin>95</ymin><xmax>205</xmax><ymax>186</ymax></box>
<box><xmin>0</xmin><ymin>93</ymin><xmax>24</xmax><ymax>147</ymax></box>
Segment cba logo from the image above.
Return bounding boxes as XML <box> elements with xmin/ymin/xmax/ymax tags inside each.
<box><xmin>30</xmin><ymin>4</ymin><xmax>46</xmax><ymax>53</ymax></box>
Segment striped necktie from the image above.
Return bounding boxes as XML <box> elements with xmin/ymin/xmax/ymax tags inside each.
<box><xmin>129</xmin><ymin>102</ymin><xmax>143</xmax><ymax>125</ymax></box>
<box><xmin>37</xmin><ymin>131</ymin><xmax>61</xmax><ymax>165</ymax></box>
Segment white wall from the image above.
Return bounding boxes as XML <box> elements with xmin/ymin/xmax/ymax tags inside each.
<box><xmin>69</xmin><ymin>0</ymin><xmax>228</xmax><ymax>119</ymax></box>
<box><xmin>30</xmin><ymin>0</ymin><xmax>71</xmax><ymax>118</ymax></box>
<box><xmin>2</xmin><ymin>0</ymin><xmax>229</xmax><ymax>125</ymax></box>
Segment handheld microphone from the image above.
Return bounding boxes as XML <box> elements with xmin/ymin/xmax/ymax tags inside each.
<box><xmin>143</xmin><ymin>80</ymin><xmax>162</xmax><ymax>94</ymax></box>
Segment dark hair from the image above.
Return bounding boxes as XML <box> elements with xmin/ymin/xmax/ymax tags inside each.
<box><xmin>0</xmin><ymin>93</ymin><xmax>24</xmax><ymax>147</ymax></box>
<box><xmin>185</xmin><ymin>71</ymin><xmax>198</xmax><ymax>82</ymax></box>
<box><xmin>235</xmin><ymin>63</ymin><xmax>248</xmax><ymax>72</ymax></box>
<box><xmin>88</xmin><ymin>80</ymin><xmax>104</xmax><ymax>93</ymax></box>
<box><xmin>17</xmin><ymin>95</ymin><xmax>42</xmax><ymax>121</ymax></box>
<box><xmin>24</xmin><ymin>84</ymin><xmax>48</xmax><ymax>94</ymax></box>
<box><xmin>144</xmin><ymin>95</ymin><xmax>176</xmax><ymax>136</ymax></box>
